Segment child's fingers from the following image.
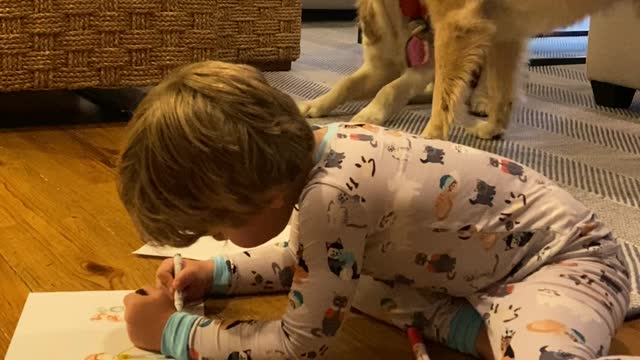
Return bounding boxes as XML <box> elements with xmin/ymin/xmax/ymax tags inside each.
<box><xmin>172</xmin><ymin>267</ymin><xmax>198</xmax><ymax>291</ymax></box>
<box><xmin>156</xmin><ymin>259</ymin><xmax>175</xmax><ymax>290</ymax></box>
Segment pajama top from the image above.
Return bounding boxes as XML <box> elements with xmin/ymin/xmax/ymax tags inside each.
<box><xmin>160</xmin><ymin>122</ymin><xmax>618</xmax><ymax>360</ymax></box>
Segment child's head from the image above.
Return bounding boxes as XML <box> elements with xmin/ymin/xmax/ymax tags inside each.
<box><xmin>118</xmin><ymin>61</ymin><xmax>314</xmax><ymax>248</ymax></box>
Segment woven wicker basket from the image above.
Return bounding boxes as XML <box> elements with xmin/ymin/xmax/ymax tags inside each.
<box><xmin>0</xmin><ymin>0</ymin><xmax>301</xmax><ymax>91</ymax></box>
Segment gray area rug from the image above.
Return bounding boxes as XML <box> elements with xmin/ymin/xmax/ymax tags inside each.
<box><xmin>265</xmin><ymin>23</ymin><xmax>640</xmax><ymax>317</ymax></box>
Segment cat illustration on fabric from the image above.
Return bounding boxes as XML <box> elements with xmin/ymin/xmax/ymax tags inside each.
<box><xmin>503</xmin><ymin>232</ymin><xmax>535</xmax><ymax>250</ymax></box>
<box><xmin>386</xmin><ymin>137</ymin><xmax>412</xmax><ymax>161</ymax></box>
<box><xmin>501</xmin><ymin>329</ymin><xmax>516</xmax><ymax>360</ymax></box>
<box><xmin>327</xmin><ymin>192</ymin><xmax>367</xmax><ymax>229</ymax></box>
<box><xmin>272</xmin><ymin>263</ymin><xmax>294</xmax><ymax>288</ymax></box>
<box><xmin>415</xmin><ymin>252</ymin><xmax>457</xmax><ymax>279</ymax></box>
<box><xmin>294</xmin><ymin>244</ymin><xmax>310</xmax><ymax>283</ymax></box>
<box><xmin>326</xmin><ymin>238</ymin><xmax>360</xmax><ymax>280</ymax></box>
<box><xmin>227</xmin><ymin>349</ymin><xmax>252</xmax><ymax>360</ymax></box>
<box><xmin>435</xmin><ymin>174</ymin><xmax>458</xmax><ymax>220</ymax></box>
<box><xmin>324</xmin><ymin>149</ymin><xmax>345</xmax><ymax>169</ymax></box>
<box><xmin>311</xmin><ymin>294</ymin><xmax>349</xmax><ymax>337</ymax></box>
<box><xmin>420</xmin><ymin>145</ymin><xmax>445</xmax><ymax>164</ymax></box>
<box><xmin>490</xmin><ymin>157</ymin><xmax>527</xmax><ymax>182</ymax></box>
<box><xmin>469</xmin><ymin>180</ymin><xmax>496</xmax><ymax>207</ymax></box>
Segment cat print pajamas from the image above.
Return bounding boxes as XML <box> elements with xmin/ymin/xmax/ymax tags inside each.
<box><xmin>161</xmin><ymin>123</ymin><xmax>633</xmax><ymax>360</ymax></box>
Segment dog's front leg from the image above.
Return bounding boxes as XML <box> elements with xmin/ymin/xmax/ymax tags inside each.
<box><xmin>298</xmin><ymin>63</ymin><xmax>397</xmax><ymax>118</ymax></box>
<box><xmin>351</xmin><ymin>67</ymin><xmax>434</xmax><ymax>125</ymax></box>
<box><xmin>420</xmin><ymin>7</ymin><xmax>495</xmax><ymax>140</ymax></box>
<box><xmin>467</xmin><ymin>39</ymin><xmax>524</xmax><ymax>139</ymax></box>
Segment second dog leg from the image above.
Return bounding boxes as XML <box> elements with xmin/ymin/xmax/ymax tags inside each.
<box><xmin>467</xmin><ymin>39</ymin><xmax>524</xmax><ymax>139</ymax></box>
<box><xmin>298</xmin><ymin>64</ymin><xmax>398</xmax><ymax>118</ymax></box>
<box><xmin>350</xmin><ymin>67</ymin><xmax>435</xmax><ymax>125</ymax></box>
<box><xmin>420</xmin><ymin>7</ymin><xmax>494</xmax><ymax>140</ymax></box>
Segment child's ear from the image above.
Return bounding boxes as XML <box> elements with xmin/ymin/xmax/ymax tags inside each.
<box><xmin>268</xmin><ymin>190</ymin><xmax>287</xmax><ymax>208</ymax></box>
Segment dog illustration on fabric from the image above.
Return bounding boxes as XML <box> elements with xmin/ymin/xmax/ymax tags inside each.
<box><xmin>326</xmin><ymin>238</ymin><xmax>360</xmax><ymax>280</ymax></box>
<box><xmin>420</xmin><ymin>145</ymin><xmax>445</xmax><ymax>164</ymax></box>
<box><xmin>489</xmin><ymin>157</ymin><xmax>528</xmax><ymax>182</ymax></box>
<box><xmin>311</xmin><ymin>294</ymin><xmax>349</xmax><ymax>337</ymax></box>
<box><xmin>469</xmin><ymin>180</ymin><xmax>496</xmax><ymax>206</ymax></box>
<box><xmin>324</xmin><ymin>149</ymin><xmax>346</xmax><ymax>169</ymax></box>
<box><xmin>386</xmin><ymin>137</ymin><xmax>413</xmax><ymax>162</ymax></box>
<box><xmin>414</xmin><ymin>252</ymin><xmax>457</xmax><ymax>279</ymax></box>
<box><xmin>227</xmin><ymin>350</ymin><xmax>253</xmax><ymax>360</ymax></box>
<box><xmin>327</xmin><ymin>192</ymin><xmax>367</xmax><ymax>229</ymax></box>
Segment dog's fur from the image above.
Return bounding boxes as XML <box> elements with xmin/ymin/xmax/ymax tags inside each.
<box><xmin>298</xmin><ymin>0</ymin><xmax>435</xmax><ymax>127</ymax></box>
<box><xmin>300</xmin><ymin>0</ymin><xmax>640</xmax><ymax>141</ymax></box>
<box><xmin>421</xmin><ymin>0</ymin><xmax>640</xmax><ymax>140</ymax></box>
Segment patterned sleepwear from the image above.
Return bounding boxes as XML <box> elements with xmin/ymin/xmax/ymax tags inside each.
<box><xmin>161</xmin><ymin>122</ymin><xmax>633</xmax><ymax>360</ymax></box>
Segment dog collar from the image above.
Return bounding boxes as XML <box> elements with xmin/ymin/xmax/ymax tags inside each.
<box><xmin>400</xmin><ymin>0</ymin><xmax>427</xmax><ymax>19</ymax></box>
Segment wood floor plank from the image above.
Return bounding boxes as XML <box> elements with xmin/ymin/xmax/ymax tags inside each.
<box><xmin>0</xmin><ymin>248</ymin><xmax>31</xmax><ymax>356</ymax></box>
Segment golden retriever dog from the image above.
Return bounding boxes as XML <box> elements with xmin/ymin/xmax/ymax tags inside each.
<box><xmin>301</xmin><ymin>0</ymin><xmax>639</xmax><ymax>141</ymax></box>
<box><xmin>421</xmin><ymin>0</ymin><xmax>640</xmax><ymax>140</ymax></box>
<box><xmin>298</xmin><ymin>0</ymin><xmax>436</xmax><ymax>126</ymax></box>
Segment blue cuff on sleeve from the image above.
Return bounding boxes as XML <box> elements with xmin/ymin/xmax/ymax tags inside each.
<box><xmin>447</xmin><ymin>303</ymin><xmax>484</xmax><ymax>356</ymax></box>
<box><xmin>211</xmin><ymin>255</ymin><xmax>232</xmax><ymax>295</ymax></box>
<box><xmin>161</xmin><ymin>312</ymin><xmax>200</xmax><ymax>360</ymax></box>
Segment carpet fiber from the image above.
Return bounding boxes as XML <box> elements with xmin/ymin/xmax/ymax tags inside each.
<box><xmin>265</xmin><ymin>23</ymin><xmax>640</xmax><ymax>317</ymax></box>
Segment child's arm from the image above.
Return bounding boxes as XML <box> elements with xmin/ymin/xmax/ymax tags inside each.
<box><xmin>207</xmin><ymin>222</ymin><xmax>299</xmax><ymax>295</ymax></box>
<box><xmin>161</xmin><ymin>185</ymin><xmax>369</xmax><ymax>359</ymax></box>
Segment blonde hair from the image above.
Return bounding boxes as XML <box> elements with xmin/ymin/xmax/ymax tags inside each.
<box><xmin>117</xmin><ymin>61</ymin><xmax>314</xmax><ymax>247</ymax></box>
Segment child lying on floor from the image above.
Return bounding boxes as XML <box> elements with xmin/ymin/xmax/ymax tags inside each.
<box><xmin>118</xmin><ymin>61</ymin><xmax>633</xmax><ymax>360</ymax></box>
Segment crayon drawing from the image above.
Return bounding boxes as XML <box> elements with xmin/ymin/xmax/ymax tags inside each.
<box><xmin>90</xmin><ymin>305</ymin><xmax>125</xmax><ymax>322</ymax></box>
<box><xmin>6</xmin><ymin>291</ymin><xmax>203</xmax><ymax>360</ymax></box>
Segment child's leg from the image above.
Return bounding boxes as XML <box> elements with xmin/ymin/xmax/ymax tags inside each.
<box><xmin>352</xmin><ymin>276</ymin><xmax>485</xmax><ymax>356</ymax></box>
<box><xmin>469</xmin><ymin>256</ymin><xmax>631</xmax><ymax>360</ymax></box>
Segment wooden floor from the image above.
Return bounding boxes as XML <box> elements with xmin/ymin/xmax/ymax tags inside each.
<box><xmin>0</xmin><ymin>92</ymin><xmax>639</xmax><ymax>358</ymax></box>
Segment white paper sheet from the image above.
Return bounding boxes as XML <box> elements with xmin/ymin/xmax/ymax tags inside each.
<box><xmin>6</xmin><ymin>290</ymin><xmax>203</xmax><ymax>360</ymax></box>
<box><xmin>133</xmin><ymin>225</ymin><xmax>292</xmax><ymax>260</ymax></box>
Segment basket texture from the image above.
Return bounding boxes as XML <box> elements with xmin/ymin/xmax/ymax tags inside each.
<box><xmin>0</xmin><ymin>0</ymin><xmax>301</xmax><ymax>91</ymax></box>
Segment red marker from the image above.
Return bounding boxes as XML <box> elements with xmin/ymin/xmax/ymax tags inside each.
<box><xmin>407</xmin><ymin>327</ymin><xmax>431</xmax><ymax>360</ymax></box>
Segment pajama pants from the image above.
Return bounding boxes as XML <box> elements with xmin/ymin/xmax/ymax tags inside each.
<box><xmin>352</xmin><ymin>254</ymin><xmax>633</xmax><ymax>360</ymax></box>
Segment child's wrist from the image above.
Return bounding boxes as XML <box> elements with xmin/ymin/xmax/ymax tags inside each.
<box><xmin>161</xmin><ymin>312</ymin><xmax>200</xmax><ymax>360</ymax></box>
<box><xmin>211</xmin><ymin>256</ymin><xmax>232</xmax><ymax>295</ymax></box>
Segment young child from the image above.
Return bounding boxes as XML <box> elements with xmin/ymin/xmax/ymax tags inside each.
<box><xmin>118</xmin><ymin>61</ymin><xmax>633</xmax><ymax>360</ymax></box>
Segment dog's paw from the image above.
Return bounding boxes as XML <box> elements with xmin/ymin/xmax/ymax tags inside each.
<box><xmin>468</xmin><ymin>90</ymin><xmax>489</xmax><ymax>117</ymax></box>
<box><xmin>350</xmin><ymin>107</ymin><xmax>385</xmax><ymax>125</ymax></box>
<box><xmin>421</xmin><ymin>120</ymin><xmax>449</xmax><ymax>140</ymax></box>
<box><xmin>298</xmin><ymin>100</ymin><xmax>329</xmax><ymax>118</ymax></box>
<box><xmin>466</xmin><ymin>121</ymin><xmax>504</xmax><ymax>140</ymax></box>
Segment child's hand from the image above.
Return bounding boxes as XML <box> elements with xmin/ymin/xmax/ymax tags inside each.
<box><xmin>123</xmin><ymin>287</ymin><xmax>175</xmax><ymax>352</ymax></box>
<box><xmin>156</xmin><ymin>258</ymin><xmax>214</xmax><ymax>303</ymax></box>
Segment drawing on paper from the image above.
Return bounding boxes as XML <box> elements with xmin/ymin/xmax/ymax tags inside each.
<box><xmin>90</xmin><ymin>305</ymin><xmax>125</xmax><ymax>322</ymax></box>
<box><xmin>84</xmin><ymin>345</ymin><xmax>167</xmax><ymax>359</ymax></box>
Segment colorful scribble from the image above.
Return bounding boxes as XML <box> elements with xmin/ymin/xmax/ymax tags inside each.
<box><xmin>84</xmin><ymin>346</ymin><xmax>167</xmax><ymax>359</ymax></box>
<box><xmin>90</xmin><ymin>306</ymin><xmax>125</xmax><ymax>322</ymax></box>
